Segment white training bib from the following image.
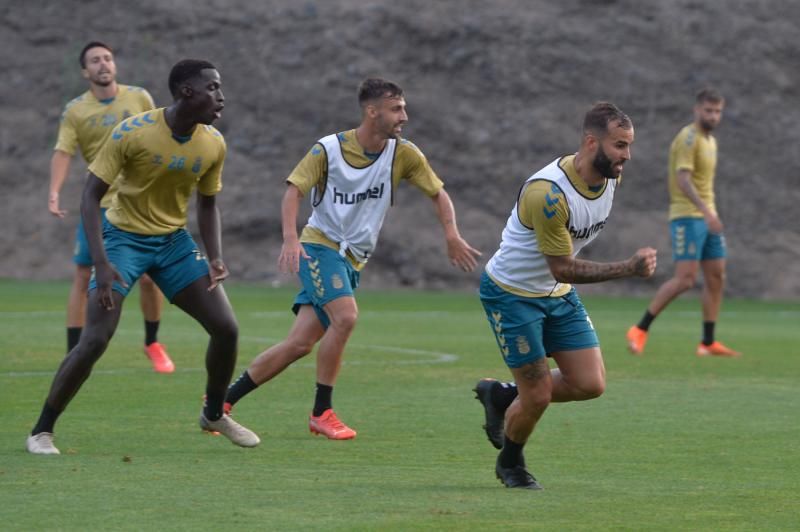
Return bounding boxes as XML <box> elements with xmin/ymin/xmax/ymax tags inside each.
<box><xmin>486</xmin><ymin>157</ymin><xmax>617</xmax><ymax>295</ymax></box>
<box><xmin>307</xmin><ymin>133</ymin><xmax>395</xmax><ymax>263</ymax></box>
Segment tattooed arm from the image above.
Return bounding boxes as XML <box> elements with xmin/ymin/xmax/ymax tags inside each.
<box><xmin>545</xmin><ymin>247</ymin><xmax>657</xmax><ymax>284</ymax></box>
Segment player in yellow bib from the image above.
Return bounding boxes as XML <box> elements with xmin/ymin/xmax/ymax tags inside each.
<box><xmin>223</xmin><ymin>78</ymin><xmax>482</xmax><ymax>440</ymax></box>
<box><xmin>627</xmin><ymin>88</ymin><xmax>740</xmax><ymax>357</ymax></box>
<box><xmin>27</xmin><ymin>60</ymin><xmax>259</xmax><ymax>454</ymax></box>
<box><xmin>48</xmin><ymin>41</ymin><xmax>174</xmax><ymax>373</ymax></box>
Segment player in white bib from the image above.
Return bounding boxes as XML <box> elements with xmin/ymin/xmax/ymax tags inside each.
<box><xmin>474</xmin><ymin>103</ymin><xmax>657</xmax><ymax>489</ymax></box>
<box><xmin>224</xmin><ymin>78</ymin><xmax>481</xmax><ymax>440</ymax></box>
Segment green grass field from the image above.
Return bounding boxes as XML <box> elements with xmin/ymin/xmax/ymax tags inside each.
<box><xmin>1</xmin><ymin>279</ymin><xmax>798</xmax><ymax>531</ymax></box>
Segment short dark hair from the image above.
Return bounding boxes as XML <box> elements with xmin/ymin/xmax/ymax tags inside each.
<box><xmin>79</xmin><ymin>41</ymin><xmax>113</xmax><ymax>68</ymax></box>
<box><xmin>168</xmin><ymin>59</ymin><xmax>217</xmax><ymax>98</ymax></box>
<box><xmin>358</xmin><ymin>78</ymin><xmax>404</xmax><ymax>106</ymax></box>
<box><xmin>583</xmin><ymin>102</ymin><xmax>632</xmax><ymax>136</ymax></box>
<box><xmin>696</xmin><ymin>87</ymin><xmax>724</xmax><ymax>104</ymax></box>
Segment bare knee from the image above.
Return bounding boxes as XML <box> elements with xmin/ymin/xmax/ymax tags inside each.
<box><xmin>580</xmin><ymin>377</ymin><xmax>605</xmax><ymax>399</ymax></box>
<box><xmin>705</xmin><ymin>269</ymin><xmax>725</xmax><ymax>285</ymax></box>
<box><xmin>515</xmin><ymin>362</ymin><xmax>553</xmax><ymax>412</ymax></box>
<box><xmin>329</xmin><ymin>308</ymin><xmax>358</xmax><ymax>334</ymax></box>
<box><xmin>518</xmin><ymin>383</ymin><xmax>552</xmax><ymax>413</ymax></box>
<box><xmin>77</xmin><ymin>330</ymin><xmax>111</xmax><ymax>361</ymax></box>
<box><xmin>674</xmin><ymin>271</ymin><xmax>698</xmax><ymax>292</ymax></box>
<box><xmin>139</xmin><ymin>274</ymin><xmax>156</xmax><ymax>289</ymax></box>
<box><xmin>284</xmin><ymin>337</ymin><xmax>316</xmax><ymax>360</ymax></box>
<box><xmin>209</xmin><ymin>317</ymin><xmax>238</xmax><ymax>345</ymax></box>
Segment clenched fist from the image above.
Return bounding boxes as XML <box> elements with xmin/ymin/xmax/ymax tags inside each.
<box><xmin>631</xmin><ymin>247</ymin><xmax>657</xmax><ymax>278</ymax></box>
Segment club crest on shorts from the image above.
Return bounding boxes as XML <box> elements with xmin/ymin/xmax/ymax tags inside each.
<box><xmin>331</xmin><ymin>274</ymin><xmax>344</xmax><ymax>290</ymax></box>
<box><xmin>516</xmin><ymin>335</ymin><xmax>531</xmax><ymax>355</ymax></box>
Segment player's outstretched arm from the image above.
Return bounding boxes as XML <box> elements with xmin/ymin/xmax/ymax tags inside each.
<box><xmin>545</xmin><ymin>247</ymin><xmax>657</xmax><ymax>284</ymax></box>
<box><xmin>430</xmin><ymin>189</ymin><xmax>482</xmax><ymax>272</ymax></box>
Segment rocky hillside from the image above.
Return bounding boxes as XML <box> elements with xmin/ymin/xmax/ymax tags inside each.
<box><xmin>1</xmin><ymin>0</ymin><xmax>798</xmax><ymax>298</ymax></box>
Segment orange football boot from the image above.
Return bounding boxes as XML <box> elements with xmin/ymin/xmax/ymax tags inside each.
<box><xmin>626</xmin><ymin>325</ymin><xmax>649</xmax><ymax>355</ymax></box>
<box><xmin>144</xmin><ymin>342</ymin><xmax>175</xmax><ymax>373</ymax></box>
<box><xmin>696</xmin><ymin>341</ymin><xmax>741</xmax><ymax>357</ymax></box>
<box><xmin>309</xmin><ymin>409</ymin><xmax>357</xmax><ymax>440</ymax></box>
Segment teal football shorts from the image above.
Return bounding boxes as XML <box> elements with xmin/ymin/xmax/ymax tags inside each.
<box><xmin>89</xmin><ymin>218</ymin><xmax>209</xmax><ymax>301</ymax></box>
<box><xmin>479</xmin><ymin>271</ymin><xmax>599</xmax><ymax>368</ymax></box>
<box><xmin>292</xmin><ymin>243</ymin><xmax>360</xmax><ymax>329</ymax></box>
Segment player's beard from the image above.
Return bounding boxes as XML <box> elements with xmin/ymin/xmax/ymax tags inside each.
<box><xmin>385</xmin><ymin>122</ymin><xmax>402</xmax><ymax>139</ymax></box>
<box><xmin>699</xmin><ymin>118</ymin><xmax>716</xmax><ymax>132</ymax></box>
<box><xmin>593</xmin><ymin>144</ymin><xmax>621</xmax><ymax>180</ymax></box>
<box><xmin>91</xmin><ymin>73</ymin><xmax>114</xmax><ymax>87</ymax></box>
<box><xmin>377</xmin><ymin>115</ymin><xmax>403</xmax><ymax>139</ymax></box>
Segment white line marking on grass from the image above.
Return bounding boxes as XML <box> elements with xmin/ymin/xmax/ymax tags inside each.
<box><xmin>238</xmin><ymin>335</ymin><xmax>459</xmax><ymax>365</ymax></box>
<box><xmin>5</xmin><ymin>309</ymin><xmax>798</xmax><ymax>319</ymax></box>
<box><xmin>3</xmin><ymin>367</ymin><xmax>203</xmax><ymax>378</ymax></box>
<box><xmin>586</xmin><ymin>310</ymin><xmax>800</xmax><ymax>318</ymax></box>
<box><xmin>0</xmin><ymin>310</ymin><xmax>64</xmax><ymax>317</ymax></box>
<box><xmin>0</xmin><ymin>335</ymin><xmax>458</xmax><ymax>378</ymax></box>
<box><xmin>248</xmin><ymin>310</ymin><xmax>471</xmax><ymax>319</ymax></box>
